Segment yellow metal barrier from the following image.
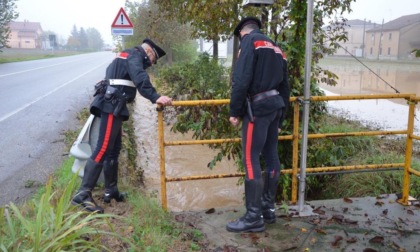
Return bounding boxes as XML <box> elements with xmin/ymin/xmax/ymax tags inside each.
<box><xmin>157</xmin><ymin>94</ymin><xmax>419</xmax><ymax>210</ymax></box>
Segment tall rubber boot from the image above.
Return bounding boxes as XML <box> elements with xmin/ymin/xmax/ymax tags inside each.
<box><xmin>226</xmin><ymin>178</ymin><xmax>265</xmax><ymax>233</ymax></box>
<box><xmin>262</xmin><ymin>171</ymin><xmax>280</xmax><ymax>224</ymax></box>
<box><xmin>71</xmin><ymin>158</ymin><xmax>104</xmax><ymax>213</ymax></box>
<box><xmin>103</xmin><ymin>159</ymin><xmax>126</xmax><ymax>203</ymax></box>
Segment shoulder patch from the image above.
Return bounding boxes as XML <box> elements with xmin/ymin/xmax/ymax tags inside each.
<box><xmin>117</xmin><ymin>52</ymin><xmax>129</xmax><ymax>59</ymax></box>
<box><xmin>254</xmin><ymin>40</ymin><xmax>287</xmax><ymax>60</ymax></box>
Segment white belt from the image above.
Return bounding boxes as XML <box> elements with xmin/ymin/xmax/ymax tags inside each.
<box><xmin>109</xmin><ymin>79</ymin><xmax>135</xmax><ymax>88</ymax></box>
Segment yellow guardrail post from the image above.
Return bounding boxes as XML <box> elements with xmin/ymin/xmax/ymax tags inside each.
<box><xmin>291</xmin><ymin>101</ymin><xmax>300</xmax><ymax>203</ymax></box>
<box><xmin>399</xmin><ymin>97</ymin><xmax>416</xmax><ymax>205</ymax></box>
<box><xmin>157</xmin><ymin>104</ymin><xmax>168</xmax><ymax>210</ymax></box>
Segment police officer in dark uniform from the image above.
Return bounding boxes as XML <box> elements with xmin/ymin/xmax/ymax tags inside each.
<box><xmin>227</xmin><ymin>17</ymin><xmax>290</xmax><ymax>232</ymax></box>
<box><xmin>72</xmin><ymin>39</ymin><xmax>172</xmax><ymax>213</ymax></box>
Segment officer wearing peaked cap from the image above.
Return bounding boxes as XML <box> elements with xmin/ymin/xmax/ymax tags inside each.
<box><xmin>71</xmin><ymin>38</ymin><xmax>172</xmax><ymax>213</ymax></box>
<box><xmin>227</xmin><ymin>17</ymin><xmax>290</xmax><ymax>233</ymax></box>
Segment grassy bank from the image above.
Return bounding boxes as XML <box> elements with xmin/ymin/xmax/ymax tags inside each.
<box><xmin>0</xmin><ymin>157</ymin><xmax>206</xmax><ymax>251</ymax></box>
<box><xmin>0</xmin><ymin>48</ymin><xmax>84</xmax><ymax>63</ymax></box>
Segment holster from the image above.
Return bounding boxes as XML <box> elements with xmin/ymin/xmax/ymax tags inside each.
<box><xmin>93</xmin><ymin>80</ymin><xmax>108</xmax><ymax>97</ymax></box>
<box><xmin>246</xmin><ymin>97</ymin><xmax>254</xmax><ymax>123</ymax></box>
<box><xmin>104</xmin><ymin>85</ymin><xmax>127</xmax><ymax>117</ymax></box>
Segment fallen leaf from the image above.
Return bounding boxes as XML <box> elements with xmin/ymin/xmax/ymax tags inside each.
<box><xmin>342</xmin><ymin>207</ymin><xmax>348</xmax><ymax>213</ymax></box>
<box><xmin>375</xmin><ymin>201</ymin><xmax>384</xmax><ymax>206</ymax></box>
<box><xmin>315</xmin><ymin>228</ymin><xmax>327</xmax><ymax>235</ymax></box>
<box><xmin>363</xmin><ymin>248</ymin><xmax>378</xmax><ymax>252</ymax></box>
<box><xmin>205</xmin><ymin>208</ymin><xmax>215</xmax><ymax>214</ymax></box>
<box><xmin>331</xmin><ymin>235</ymin><xmax>343</xmax><ymax>247</ymax></box>
<box><xmin>382</xmin><ymin>209</ymin><xmax>388</xmax><ymax>215</ymax></box>
<box><xmin>313</xmin><ymin>207</ymin><xmax>326</xmax><ymax>215</ymax></box>
<box><xmin>346</xmin><ymin>237</ymin><xmax>357</xmax><ymax>243</ymax></box>
<box><xmin>407</xmin><ymin>210</ymin><xmax>414</xmax><ymax>215</ymax></box>
<box><xmin>332</xmin><ymin>215</ymin><xmax>344</xmax><ymax>223</ymax></box>
<box><xmin>310</xmin><ymin>238</ymin><xmax>317</xmax><ymax>244</ymax></box>
<box><xmin>344</xmin><ymin>218</ymin><xmax>358</xmax><ymax>224</ymax></box>
<box><xmin>174</xmin><ymin>214</ymin><xmax>185</xmax><ymax>222</ymax></box>
<box><xmin>301</xmin><ymin>228</ymin><xmax>308</xmax><ymax>233</ymax></box>
<box><xmin>283</xmin><ymin>246</ymin><xmax>298</xmax><ymax>251</ymax></box>
<box><xmin>343</xmin><ymin>197</ymin><xmax>353</xmax><ymax>203</ymax></box>
<box><xmin>369</xmin><ymin>236</ymin><xmax>384</xmax><ymax>244</ymax></box>
<box><xmin>223</xmin><ymin>245</ymin><xmax>239</xmax><ymax>252</ymax></box>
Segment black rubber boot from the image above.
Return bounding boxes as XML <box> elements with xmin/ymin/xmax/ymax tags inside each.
<box><xmin>226</xmin><ymin>178</ymin><xmax>265</xmax><ymax>233</ymax></box>
<box><xmin>262</xmin><ymin>171</ymin><xmax>280</xmax><ymax>224</ymax></box>
<box><xmin>103</xmin><ymin>159</ymin><xmax>126</xmax><ymax>203</ymax></box>
<box><xmin>72</xmin><ymin>158</ymin><xmax>104</xmax><ymax>213</ymax></box>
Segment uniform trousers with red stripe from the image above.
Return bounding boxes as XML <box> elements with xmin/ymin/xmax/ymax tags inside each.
<box><xmin>241</xmin><ymin>109</ymin><xmax>282</xmax><ymax>182</ymax></box>
<box><xmin>92</xmin><ymin>111</ymin><xmax>123</xmax><ymax>164</ymax></box>
<box><xmin>240</xmin><ymin>109</ymin><xmax>283</xmax><ymax>219</ymax></box>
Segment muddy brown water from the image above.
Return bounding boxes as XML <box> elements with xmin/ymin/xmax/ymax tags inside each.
<box><xmin>133</xmin><ymin>96</ymin><xmax>243</xmax><ymax>212</ymax></box>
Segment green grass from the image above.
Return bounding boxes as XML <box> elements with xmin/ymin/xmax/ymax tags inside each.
<box><xmin>0</xmin><ymin>165</ymin><xmax>129</xmax><ymax>251</ymax></box>
<box><xmin>316</xmin><ymin>115</ymin><xmax>420</xmax><ymax>200</ymax></box>
<box><xmin>0</xmin><ymin>156</ymin><xmax>205</xmax><ymax>251</ymax></box>
<box><xmin>0</xmin><ymin>49</ymin><xmax>83</xmax><ymax>63</ymax></box>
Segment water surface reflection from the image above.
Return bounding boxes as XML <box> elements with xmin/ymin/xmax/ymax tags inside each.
<box><xmin>318</xmin><ymin>58</ymin><xmax>420</xmax><ymax>134</ymax></box>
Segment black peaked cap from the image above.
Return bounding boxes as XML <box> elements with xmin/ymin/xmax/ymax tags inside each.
<box><xmin>233</xmin><ymin>16</ymin><xmax>262</xmax><ymax>37</ymax></box>
<box><xmin>143</xmin><ymin>39</ymin><xmax>166</xmax><ymax>61</ymax></box>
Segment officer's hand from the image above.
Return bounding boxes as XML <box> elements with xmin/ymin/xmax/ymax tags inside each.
<box><xmin>229</xmin><ymin>117</ymin><xmax>240</xmax><ymax>127</ymax></box>
<box><xmin>156</xmin><ymin>96</ymin><xmax>172</xmax><ymax>106</ymax></box>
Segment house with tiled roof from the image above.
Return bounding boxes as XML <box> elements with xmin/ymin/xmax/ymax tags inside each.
<box><xmin>8</xmin><ymin>20</ymin><xmax>43</xmax><ymax>49</ymax></box>
<box><xmin>333</xmin><ymin>19</ymin><xmax>379</xmax><ymax>57</ymax></box>
<box><xmin>364</xmin><ymin>13</ymin><xmax>420</xmax><ymax>60</ymax></box>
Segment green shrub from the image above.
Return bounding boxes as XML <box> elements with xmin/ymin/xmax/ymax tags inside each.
<box><xmin>0</xmin><ymin>174</ymin><xmax>129</xmax><ymax>251</ymax></box>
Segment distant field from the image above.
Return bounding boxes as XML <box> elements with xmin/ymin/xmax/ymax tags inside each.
<box><xmin>0</xmin><ymin>48</ymin><xmax>82</xmax><ymax>63</ymax></box>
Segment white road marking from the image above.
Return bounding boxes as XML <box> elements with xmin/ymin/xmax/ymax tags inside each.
<box><xmin>0</xmin><ymin>62</ymin><xmax>107</xmax><ymax>122</ymax></box>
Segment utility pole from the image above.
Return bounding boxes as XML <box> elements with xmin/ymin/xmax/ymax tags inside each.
<box><xmin>362</xmin><ymin>18</ymin><xmax>366</xmax><ymax>57</ymax></box>
<box><xmin>377</xmin><ymin>19</ymin><xmax>384</xmax><ymax>60</ymax></box>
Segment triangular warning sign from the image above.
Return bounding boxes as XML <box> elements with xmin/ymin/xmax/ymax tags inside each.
<box><xmin>111</xmin><ymin>7</ymin><xmax>133</xmax><ymax>28</ymax></box>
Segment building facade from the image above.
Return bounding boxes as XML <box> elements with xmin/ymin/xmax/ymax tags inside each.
<box><xmin>7</xmin><ymin>21</ymin><xmax>43</xmax><ymax>49</ymax></box>
<box><xmin>334</xmin><ymin>19</ymin><xmax>379</xmax><ymax>57</ymax></box>
<box><xmin>364</xmin><ymin>13</ymin><xmax>420</xmax><ymax>60</ymax></box>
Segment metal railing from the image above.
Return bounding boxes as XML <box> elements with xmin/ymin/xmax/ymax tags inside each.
<box><xmin>156</xmin><ymin>94</ymin><xmax>420</xmax><ymax>210</ymax></box>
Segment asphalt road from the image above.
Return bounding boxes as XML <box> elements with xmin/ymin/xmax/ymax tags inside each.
<box><xmin>0</xmin><ymin>51</ymin><xmax>115</xmax><ymax>206</ymax></box>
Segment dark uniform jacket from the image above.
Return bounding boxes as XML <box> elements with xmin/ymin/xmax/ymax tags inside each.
<box><xmin>230</xmin><ymin>30</ymin><xmax>290</xmax><ymax>126</ymax></box>
<box><xmin>90</xmin><ymin>46</ymin><xmax>160</xmax><ymax>121</ymax></box>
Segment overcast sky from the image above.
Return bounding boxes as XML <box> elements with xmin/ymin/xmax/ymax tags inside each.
<box><xmin>15</xmin><ymin>0</ymin><xmax>420</xmax><ymax>45</ymax></box>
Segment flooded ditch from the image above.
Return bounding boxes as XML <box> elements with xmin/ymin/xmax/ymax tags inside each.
<box><xmin>133</xmin><ymin>58</ymin><xmax>420</xmax><ymax>211</ymax></box>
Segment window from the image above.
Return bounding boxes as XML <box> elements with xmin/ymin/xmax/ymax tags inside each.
<box><xmin>389</xmin><ymin>33</ymin><xmax>392</xmax><ymax>40</ymax></box>
<box><xmin>388</xmin><ymin>47</ymin><xmax>391</xmax><ymax>55</ymax></box>
<box><xmin>371</xmin><ymin>34</ymin><xmax>375</xmax><ymax>45</ymax></box>
<box><xmin>370</xmin><ymin>47</ymin><xmax>373</xmax><ymax>55</ymax></box>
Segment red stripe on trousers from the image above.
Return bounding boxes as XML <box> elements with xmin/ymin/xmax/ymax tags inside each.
<box><xmin>245</xmin><ymin>122</ymin><xmax>254</xmax><ymax>180</ymax></box>
<box><xmin>94</xmin><ymin>114</ymin><xmax>114</xmax><ymax>163</ymax></box>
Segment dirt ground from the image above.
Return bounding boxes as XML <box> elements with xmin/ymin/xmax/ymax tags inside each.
<box><xmin>96</xmin><ymin>191</ymin><xmax>419</xmax><ymax>252</ymax></box>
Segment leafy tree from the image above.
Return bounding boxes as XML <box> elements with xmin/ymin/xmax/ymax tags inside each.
<box><xmin>67</xmin><ymin>25</ymin><xmax>80</xmax><ymax>50</ymax></box>
<box><xmin>0</xmin><ymin>0</ymin><xmax>19</xmax><ymax>50</ymax></box>
<box><xmin>86</xmin><ymin>27</ymin><xmax>104</xmax><ymax>51</ymax></box>
<box><xmin>79</xmin><ymin>27</ymin><xmax>88</xmax><ymax>50</ymax></box>
<box><xmin>155</xmin><ymin>0</ymin><xmax>241</xmax><ymax>60</ymax></box>
<box><xmin>123</xmin><ymin>0</ymin><xmax>196</xmax><ymax>65</ymax></box>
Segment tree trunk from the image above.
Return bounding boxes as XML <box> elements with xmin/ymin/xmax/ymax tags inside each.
<box><xmin>212</xmin><ymin>39</ymin><xmax>218</xmax><ymax>60</ymax></box>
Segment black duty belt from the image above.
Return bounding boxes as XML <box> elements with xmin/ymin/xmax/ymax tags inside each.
<box><xmin>252</xmin><ymin>89</ymin><xmax>279</xmax><ymax>102</ymax></box>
